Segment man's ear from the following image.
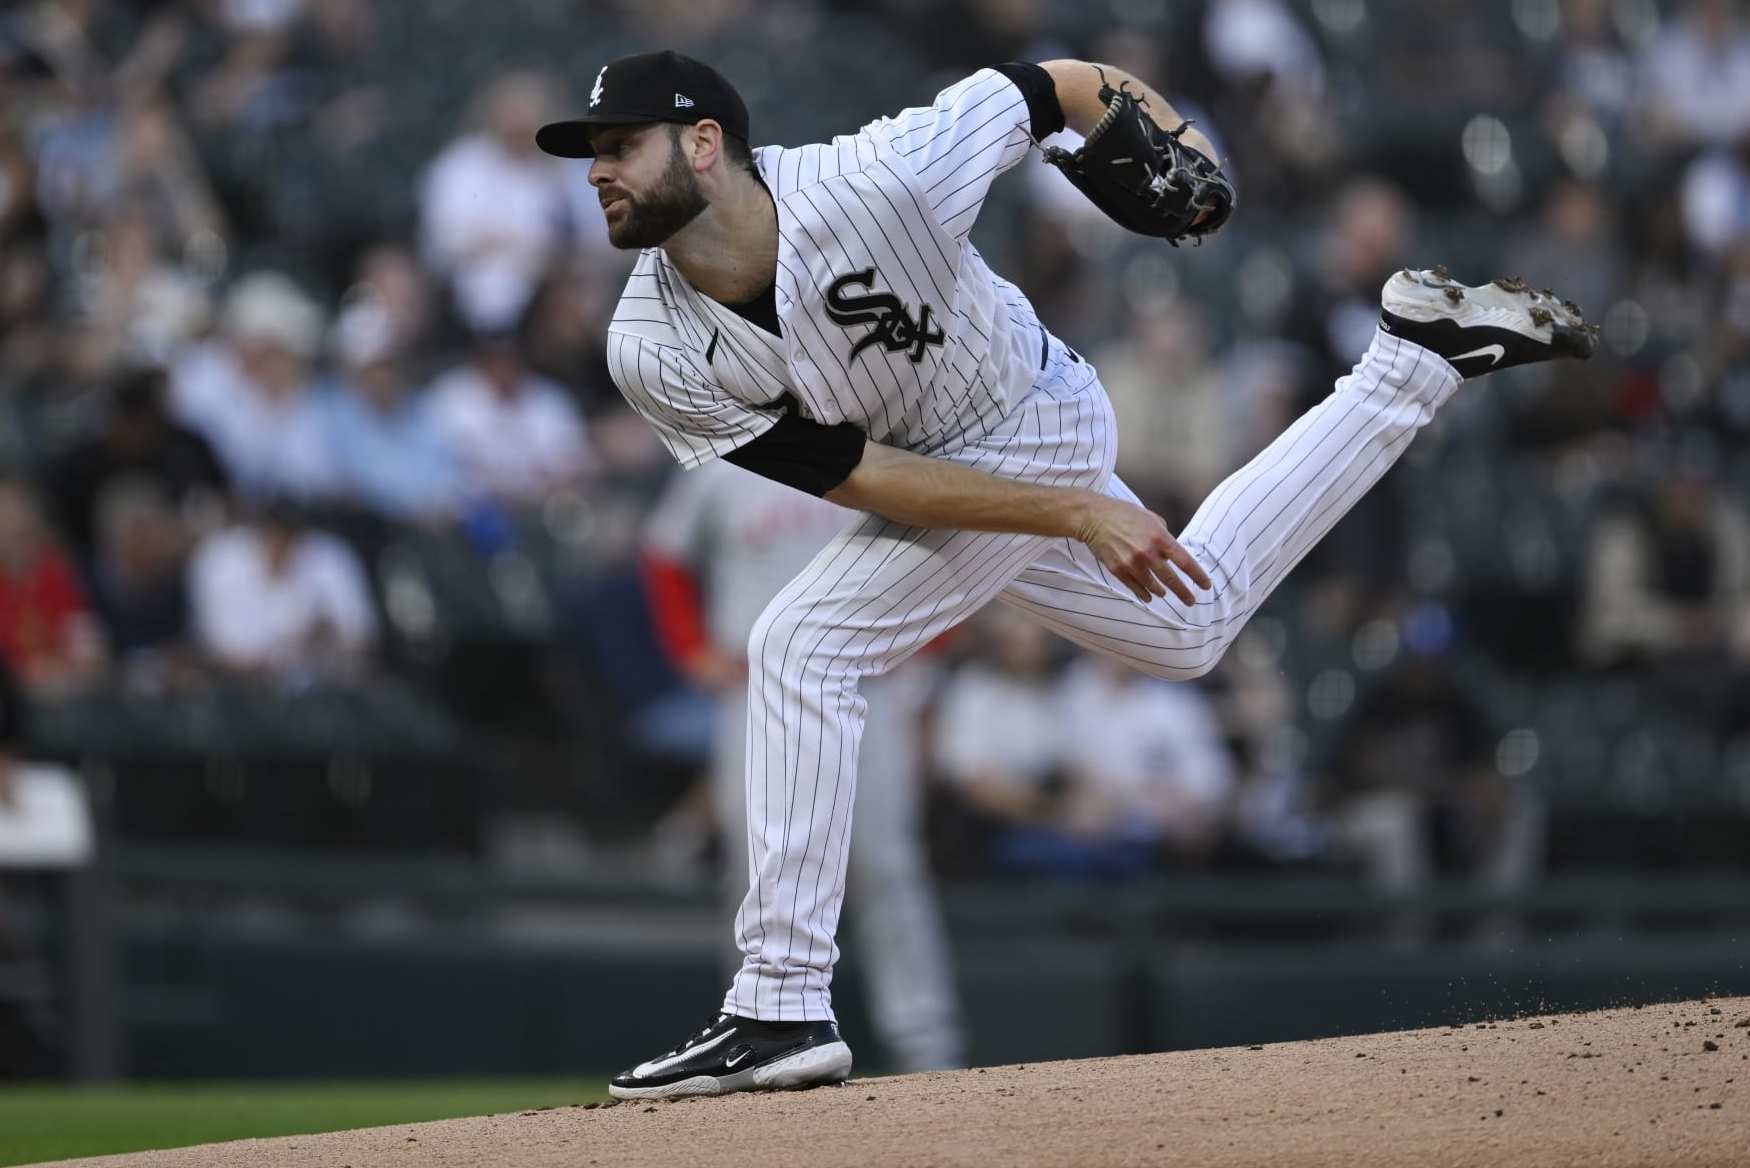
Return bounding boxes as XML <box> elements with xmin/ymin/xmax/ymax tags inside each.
<box><xmin>689</xmin><ymin>120</ymin><xmax>724</xmax><ymax>171</ymax></box>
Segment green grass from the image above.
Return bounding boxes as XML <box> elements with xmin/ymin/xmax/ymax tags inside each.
<box><xmin>0</xmin><ymin>1078</ymin><xmax>608</xmax><ymax>1166</ymax></box>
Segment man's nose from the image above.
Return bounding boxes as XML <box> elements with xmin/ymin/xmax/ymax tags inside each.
<box><xmin>588</xmin><ymin>160</ymin><xmax>612</xmax><ymax>187</ymax></box>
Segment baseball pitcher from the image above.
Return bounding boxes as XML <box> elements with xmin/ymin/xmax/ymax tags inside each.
<box><xmin>535</xmin><ymin>49</ymin><xmax>1595</xmax><ymax>1099</ymax></box>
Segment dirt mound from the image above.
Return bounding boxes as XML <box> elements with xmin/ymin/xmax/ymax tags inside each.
<box><xmin>30</xmin><ymin>997</ymin><xmax>1749</xmax><ymax>1168</ymax></box>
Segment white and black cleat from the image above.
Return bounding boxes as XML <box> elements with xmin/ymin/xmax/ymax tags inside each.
<box><xmin>608</xmin><ymin>1014</ymin><xmax>853</xmax><ymax>1101</ymax></box>
<box><xmin>1379</xmin><ymin>266</ymin><xmax>1598</xmax><ymax>379</ymax></box>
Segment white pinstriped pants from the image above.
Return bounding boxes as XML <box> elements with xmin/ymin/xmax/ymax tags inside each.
<box><xmin>726</xmin><ymin>329</ymin><xmax>1460</xmax><ymax>1021</ymax></box>
<box><xmin>714</xmin><ymin>668</ymin><xmax>964</xmax><ymax>1070</ymax></box>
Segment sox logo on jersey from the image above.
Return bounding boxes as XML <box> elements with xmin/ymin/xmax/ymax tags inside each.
<box><xmin>825</xmin><ymin>269</ymin><xmax>946</xmax><ymax>363</ymax></box>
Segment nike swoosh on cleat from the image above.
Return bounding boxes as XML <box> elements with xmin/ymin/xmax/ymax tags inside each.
<box><xmin>1450</xmin><ymin>343</ymin><xmax>1506</xmax><ymax>366</ymax></box>
<box><xmin>633</xmin><ymin>1028</ymin><xmax>738</xmax><ymax>1078</ymax></box>
<box><xmin>723</xmin><ymin>1049</ymin><xmax>754</xmax><ymax>1070</ymax></box>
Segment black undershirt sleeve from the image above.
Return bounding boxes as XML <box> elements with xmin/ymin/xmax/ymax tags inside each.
<box><xmin>993</xmin><ymin>61</ymin><xmax>1066</xmax><ymax>140</ymax></box>
<box><xmin>723</xmin><ymin>398</ymin><xmax>867</xmax><ymax>497</ymax></box>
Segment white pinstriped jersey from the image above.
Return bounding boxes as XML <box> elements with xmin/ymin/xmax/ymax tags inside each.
<box><xmin>606</xmin><ymin>68</ymin><xmax>1051</xmax><ymax>466</ymax></box>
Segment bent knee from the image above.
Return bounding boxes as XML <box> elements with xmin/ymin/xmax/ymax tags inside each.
<box><xmin>1133</xmin><ymin>631</ymin><xmax>1234</xmax><ymax>681</ymax></box>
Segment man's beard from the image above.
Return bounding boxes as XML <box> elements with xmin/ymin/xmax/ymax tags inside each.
<box><xmin>605</xmin><ymin>140</ymin><xmax>709</xmax><ymax>249</ymax></box>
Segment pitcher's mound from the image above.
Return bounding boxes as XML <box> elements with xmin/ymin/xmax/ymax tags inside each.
<box><xmin>30</xmin><ymin>997</ymin><xmax>1749</xmax><ymax>1168</ymax></box>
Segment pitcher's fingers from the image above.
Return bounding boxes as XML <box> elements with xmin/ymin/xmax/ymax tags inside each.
<box><xmin>1111</xmin><ymin>563</ymin><xmax>1141</xmax><ymax>602</ymax></box>
<box><xmin>1154</xmin><ymin>561</ymin><xmax>1195</xmax><ymax>606</ymax></box>
<box><xmin>1169</xmin><ymin>543</ymin><xmax>1212</xmax><ymax>590</ymax></box>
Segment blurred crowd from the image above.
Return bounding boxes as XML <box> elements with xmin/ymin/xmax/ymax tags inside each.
<box><xmin>0</xmin><ymin>0</ymin><xmax>1748</xmax><ymax>901</ymax></box>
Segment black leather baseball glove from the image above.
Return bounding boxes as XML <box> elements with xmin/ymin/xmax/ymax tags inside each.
<box><xmin>1042</xmin><ymin>81</ymin><xmax>1236</xmax><ymax>246</ymax></box>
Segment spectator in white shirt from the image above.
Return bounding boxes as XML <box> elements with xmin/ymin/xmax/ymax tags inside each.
<box><xmin>933</xmin><ymin>608</ymin><xmax>1236</xmax><ymax>874</ymax></box>
<box><xmin>188</xmin><ymin>503</ymin><xmax>377</xmax><ymax>680</ymax></box>
<box><xmin>169</xmin><ymin>271</ymin><xmax>338</xmax><ymax>502</ymax></box>
<box><xmin>426</xmin><ymin>330</ymin><xmax>590</xmax><ymax>507</ymax></box>
<box><xmin>931</xmin><ymin>608</ymin><xmax>1066</xmax><ymax>833</ymax></box>
<box><xmin>418</xmin><ymin>72</ymin><xmax>601</xmax><ymax>333</ymax></box>
<box><xmin>0</xmin><ymin>657</ymin><xmax>95</xmax><ymax>872</ymax></box>
<box><xmin>1058</xmin><ymin>658</ymin><xmax>1236</xmax><ymax>861</ymax></box>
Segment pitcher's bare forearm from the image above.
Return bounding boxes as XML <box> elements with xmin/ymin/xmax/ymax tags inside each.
<box><xmin>825</xmin><ymin>441</ymin><xmax>1210</xmax><ymax>603</ymax></box>
<box><xmin>1038</xmin><ymin>59</ymin><xmax>1219</xmax><ymax>164</ymax></box>
<box><xmin>827</xmin><ymin>440</ymin><xmax>1097</xmax><ymax>538</ymax></box>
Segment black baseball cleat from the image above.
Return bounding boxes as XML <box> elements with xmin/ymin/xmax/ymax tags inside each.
<box><xmin>1379</xmin><ymin>266</ymin><xmax>1598</xmax><ymax>379</ymax></box>
<box><xmin>608</xmin><ymin>1014</ymin><xmax>853</xmax><ymax>1100</ymax></box>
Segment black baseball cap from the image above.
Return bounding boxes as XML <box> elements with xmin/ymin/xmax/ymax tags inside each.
<box><xmin>536</xmin><ymin>50</ymin><xmax>749</xmax><ymax>159</ymax></box>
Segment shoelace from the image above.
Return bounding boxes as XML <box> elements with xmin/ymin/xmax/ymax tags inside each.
<box><xmin>662</xmin><ymin>1015</ymin><xmax>728</xmax><ymax>1060</ymax></box>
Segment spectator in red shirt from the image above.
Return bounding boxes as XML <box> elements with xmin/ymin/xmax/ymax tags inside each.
<box><xmin>0</xmin><ymin>479</ymin><xmax>107</xmax><ymax>695</ymax></box>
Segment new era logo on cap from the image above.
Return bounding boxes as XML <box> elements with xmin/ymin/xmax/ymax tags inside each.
<box><xmin>674</xmin><ymin>93</ymin><xmax>694</xmax><ymax>108</ymax></box>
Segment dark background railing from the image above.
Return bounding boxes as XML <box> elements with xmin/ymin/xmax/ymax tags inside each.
<box><xmin>11</xmin><ymin>848</ymin><xmax>1748</xmax><ymax>1081</ymax></box>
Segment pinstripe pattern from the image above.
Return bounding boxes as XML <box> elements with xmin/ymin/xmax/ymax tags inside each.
<box><xmin>643</xmin><ymin>463</ymin><xmax>964</xmax><ymax>1067</ymax></box>
<box><xmin>730</xmin><ymin>349</ymin><xmax>1110</xmax><ymax>1020</ymax></box>
<box><xmin>593</xmin><ymin>67</ymin><xmax>1466</xmax><ymax>1026</ymax></box>
<box><xmin>1000</xmin><ymin>335</ymin><xmax>1455</xmax><ymax>676</ymax></box>
<box><xmin>725</xmin><ymin>331</ymin><xmax>1457</xmax><ymax>1020</ymax></box>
